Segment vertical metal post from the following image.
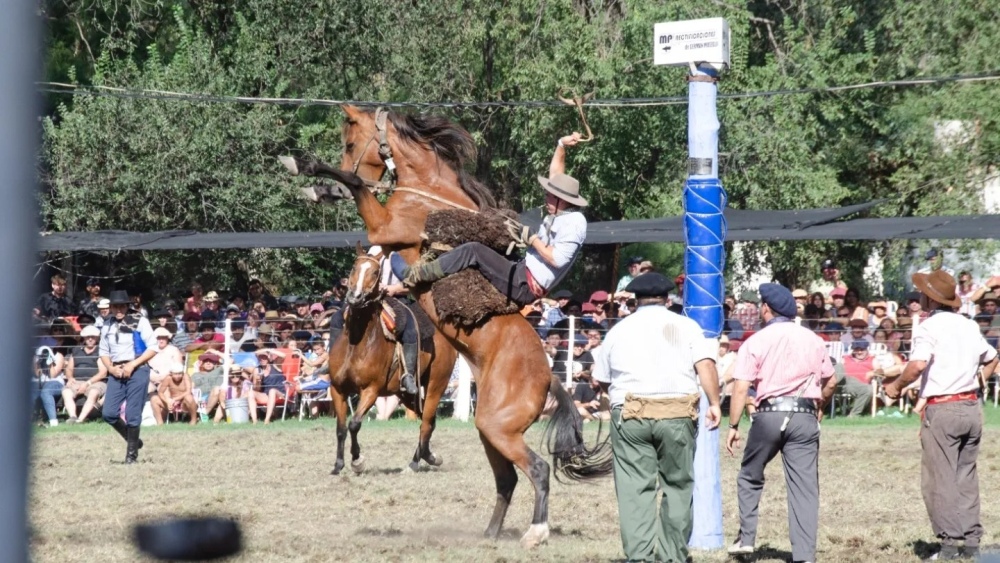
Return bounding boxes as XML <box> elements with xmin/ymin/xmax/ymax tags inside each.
<box><xmin>0</xmin><ymin>0</ymin><xmax>39</xmax><ymax>558</ymax></box>
<box><xmin>684</xmin><ymin>64</ymin><xmax>726</xmax><ymax>550</ymax></box>
<box><xmin>566</xmin><ymin>315</ymin><xmax>577</xmax><ymax>388</ymax></box>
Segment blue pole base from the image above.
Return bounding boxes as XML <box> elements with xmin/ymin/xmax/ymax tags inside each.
<box><xmin>689</xmin><ymin>392</ymin><xmax>725</xmax><ymax>549</ymax></box>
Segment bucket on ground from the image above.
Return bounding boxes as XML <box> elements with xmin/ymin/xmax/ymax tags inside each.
<box><xmin>225</xmin><ymin>398</ymin><xmax>250</xmax><ymax>424</ymax></box>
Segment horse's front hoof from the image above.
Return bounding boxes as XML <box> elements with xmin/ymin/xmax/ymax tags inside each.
<box><xmin>350</xmin><ymin>455</ymin><xmax>366</xmax><ymax>474</ymax></box>
<box><xmin>278</xmin><ymin>155</ymin><xmax>300</xmax><ymax>176</ymax></box>
<box><xmin>424</xmin><ymin>452</ymin><xmax>444</xmax><ymax>467</ymax></box>
<box><xmin>519</xmin><ymin>523</ymin><xmax>549</xmax><ymax>549</ymax></box>
<box><xmin>330</xmin><ymin>462</ymin><xmax>344</xmax><ymax>476</ymax></box>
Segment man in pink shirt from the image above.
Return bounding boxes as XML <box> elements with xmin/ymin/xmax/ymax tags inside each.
<box><xmin>725</xmin><ymin>283</ymin><xmax>837</xmax><ymax>563</ymax></box>
<box><xmin>884</xmin><ymin>271</ymin><xmax>999</xmax><ymax>561</ymax></box>
<box><xmin>838</xmin><ymin>340</ymin><xmax>876</xmax><ymax>417</ymax></box>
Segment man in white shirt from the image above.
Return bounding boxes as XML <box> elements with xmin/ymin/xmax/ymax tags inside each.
<box><xmin>392</xmin><ymin>133</ymin><xmax>587</xmax><ymax>306</ymax></box>
<box><xmin>884</xmin><ymin>270</ymin><xmax>998</xmax><ymax>561</ymax></box>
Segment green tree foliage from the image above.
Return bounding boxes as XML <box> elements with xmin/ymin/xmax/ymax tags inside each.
<box><xmin>40</xmin><ymin>0</ymin><xmax>1000</xmax><ymax>299</ymax></box>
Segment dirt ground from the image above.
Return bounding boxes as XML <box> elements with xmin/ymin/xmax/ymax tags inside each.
<box><xmin>29</xmin><ymin>410</ymin><xmax>1000</xmax><ymax>562</ymax></box>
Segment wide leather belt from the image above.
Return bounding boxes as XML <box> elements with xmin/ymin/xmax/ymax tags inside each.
<box><xmin>925</xmin><ymin>391</ymin><xmax>978</xmax><ymax>406</ymax></box>
<box><xmin>757</xmin><ymin>396</ymin><xmax>817</xmax><ymax>415</ymax></box>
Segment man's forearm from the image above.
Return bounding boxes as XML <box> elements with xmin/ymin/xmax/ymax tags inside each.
<box><xmin>982</xmin><ymin>356</ymin><xmax>1000</xmax><ymax>380</ymax></box>
<box><xmin>890</xmin><ymin>361</ymin><xmax>925</xmax><ymax>392</ymax></box>
<box><xmin>695</xmin><ymin>361</ymin><xmax>721</xmax><ymax>406</ymax></box>
<box><xmin>549</xmin><ymin>144</ymin><xmax>567</xmax><ymax>177</ymax></box>
<box><xmin>728</xmin><ymin>381</ymin><xmax>750</xmax><ymax>426</ymax></box>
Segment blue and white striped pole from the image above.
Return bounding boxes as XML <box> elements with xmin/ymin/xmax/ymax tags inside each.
<box><xmin>684</xmin><ymin>63</ymin><xmax>727</xmax><ymax>550</ymax></box>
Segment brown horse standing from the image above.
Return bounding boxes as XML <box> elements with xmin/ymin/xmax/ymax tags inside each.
<box><xmin>327</xmin><ymin>246</ymin><xmax>456</xmax><ymax>475</ymax></box>
<box><xmin>281</xmin><ymin>106</ymin><xmax>609</xmax><ymax>548</ymax></box>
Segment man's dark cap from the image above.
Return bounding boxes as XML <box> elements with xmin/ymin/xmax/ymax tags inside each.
<box><xmin>906</xmin><ymin>291</ymin><xmax>922</xmax><ymax>302</ymax></box>
<box><xmin>151</xmin><ymin>309</ymin><xmax>171</xmax><ymax>319</ymax></box>
<box><xmin>292</xmin><ymin>330</ymin><xmax>311</xmax><ymax>341</ymax></box>
<box><xmin>758</xmin><ymin>283</ymin><xmax>797</xmax><ymax>318</ymax></box>
<box><xmin>821</xmin><ymin>258</ymin><xmax>836</xmax><ymax>270</ymax></box>
<box><xmin>551</xmin><ymin>289</ymin><xmax>573</xmax><ymax>299</ymax></box>
<box><xmin>86</xmin><ymin>278</ymin><xmax>99</xmax><ymax>287</ymax></box>
<box><xmin>925</xmin><ymin>248</ymin><xmax>940</xmax><ymax>260</ymax></box>
<box><xmin>851</xmin><ymin>340</ymin><xmax>870</xmax><ymax>350</ymax></box>
<box><xmin>181</xmin><ymin>312</ymin><xmax>201</xmax><ymax>322</ymax></box>
<box><xmin>627</xmin><ymin>256</ymin><xmax>644</xmax><ymax>266</ymax></box>
<box><xmin>198</xmin><ymin>321</ymin><xmax>216</xmax><ymax>332</ymax></box>
<box><xmin>624</xmin><ymin>273</ymin><xmax>675</xmax><ymax>298</ymax></box>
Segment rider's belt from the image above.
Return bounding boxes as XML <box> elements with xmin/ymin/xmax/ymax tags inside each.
<box><xmin>925</xmin><ymin>391</ymin><xmax>978</xmax><ymax>406</ymax></box>
<box><xmin>622</xmin><ymin>392</ymin><xmax>699</xmax><ymax>421</ymax></box>
<box><xmin>525</xmin><ymin>268</ymin><xmax>546</xmax><ymax>298</ymax></box>
<box><xmin>757</xmin><ymin>396</ymin><xmax>817</xmax><ymax>415</ymax></box>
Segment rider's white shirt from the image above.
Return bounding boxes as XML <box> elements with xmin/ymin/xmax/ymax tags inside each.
<box><xmin>524</xmin><ymin>210</ymin><xmax>586</xmax><ymax>289</ymax></box>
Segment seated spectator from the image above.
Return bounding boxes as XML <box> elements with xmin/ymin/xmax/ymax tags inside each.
<box><xmin>975</xmin><ymin>314</ymin><xmax>998</xmax><ymax>349</ymax></box>
<box><xmin>868</xmin><ymin>301</ymin><xmax>890</xmax><ymax>330</ymax></box>
<box><xmin>572</xmin><ymin>373</ymin><xmax>609</xmax><ymax>422</ymax></box>
<box><xmin>844</xmin><ymin>288</ymin><xmax>868</xmax><ymax>323</ymax></box>
<box><xmin>978</xmin><ymin>292</ymin><xmax>999</xmax><ymax>324</ymax></box>
<box><xmin>31</xmin><ymin>346</ymin><xmax>66</xmax><ymax>427</ymax></box>
<box><xmin>190</xmin><ymin>351</ymin><xmax>224</xmax><ymax>403</ymax></box>
<box><xmin>904</xmin><ymin>291</ymin><xmax>927</xmax><ymax>320</ymax></box>
<box><xmin>838</xmin><ymin>340</ymin><xmax>877</xmax><ymax>416</ymax></box>
<box><xmin>290</xmin><ymin>330</ymin><xmax>312</xmax><ymax>352</ymax></box>
<box><xmin>734</xmin><ymin>290</ymin><xmax>760</xmax><ymax>331</ymax></box>
<box><xmin>792</xmin><ymin>288</ymin><xmax>809</xmax><ymax>309</ymax></box>
<box><xmin>60</xmin><ymin>325</ymin><xmax>107</xmax><ymax>423</ymax></box>
<box><xmin>206</xmin><ymin>364</ymin><xmax>258</xmax><ymax>424</ymax></box>
<box><xmin>542</xmin><ymin>332</ymin><xmax>562</xmax><ymax>367</ymax></box>
<box><xmin>151</xmin><ymin>308</ymin><xmax>179</xmax><ymax>335</ymax></box>
<box><xmin>202</xmin><ymin>291</ymin><xmax>222</xmax><ymax>318</ymax></box>
<box><xmin>808</xmin><ymin>291</ymin><xmax>829</xmax><ymax>318</ymax></box>
<box><xmin>147</xmin><ymin>327</ymin><xmax>183</xmax><ymax>400</ymax></box>
<box><xmin>956</xmin><ymin>271</ymin><xmax>980</xmax><ymax>317</ymax></box>
<box><xmin>829</xmin><ymin>287</ymin><xmax>847</xmax><ymax>315</ymax></box>
<box><xmin>254</xmin><ymin>324</ymin><xmax>278</xmax><ymax>349</ymax></box>
<box><xmin>638</xmin><ymin>260</ymin><xmax>655</xmax><ymax>274</ymax></box>
<box><xmin>894</xmin><ymin>317</ymin><xmax>913</xmax><ymax>357</ymax></box>
<box><xmin>185</xmin><ymin>321</ymin><xmax>224</xmax><ymax>353</ymax></box>
<box><xmin>151</xmin><ymin>363</ymin><xmax>198</xmax><ymax>425</ymax></box>
<box><xmin>130</xmin><ymin>293</ymin><xmax>149</xmax><ymax>318</ymax></box>
<box><xmin>33</xmin><ymin>274</ymin><xmax>74</xmax><ymax>321</ymax></box>
<box><xmin>247</xmin><ymin>278</ymin><xmax>279</xmax><ymax>311</ymax></box>
<box><xmin>616</xmin><ymin>256</ymin><xmax>643</xmax><ymax>293</ymax></box>
<box><xmin>224</xmin><ymin>303</ymin><xmax>242</xmax><ymax>323</ymax></box>
<box><xmin>226</xmin><ymin>320</ymin><xmax>252</xmax><ymax>351</ymax></box>
<box><xmin>583</xmin><ymin>327</ymin><xmax>603</xmax><ymax>354</ymax></box>
<box><xmin>95</xmin><ymin>298</ymin><xmax>110</xmax><ymax>327</ymax></box>
<box><xmin>840</xmin><ymin>318</ymin><xmax>874</xmax><ymax>348</ymax></box>
<box><xmin>172</xmin><ymin>312</ymin><xmax>201</xmax><ymax>352</ymax></box>
<box><xmin>823</xmin><ymin>319</ymin><xmax>846</xmax><ymax>343</ymax></box>
<box><xmin>78</xmin><ymin>278</ymin><xmax>104</xmax><ymax>318</ymax></box>
<box><xmin>297</xmin><ymin>338</ymin><xmax>328</xmax><ymax>378</ymax></box>
<box><xmin>717</xmin><ymin>335</ymin><xmax>737</xmax><ymax>395</ymax></box>
<box><xmin>251</xmin><ymin>349</ymin><xmax>286</xmax><ymax>424</ymax></box>
<box><xmin>721</xmin><ymin>304</ymin><xmax>745</xmax><ymax>340</ymax></box>
<box><xmin>293</xmin><ymin>297</ymin><xmax>311</xmax><ymax>321</ymax></box>
<box><xmin>185</xmin><ymin>282</ymin><xmax>205</xmax><ymax>315</ymax></box>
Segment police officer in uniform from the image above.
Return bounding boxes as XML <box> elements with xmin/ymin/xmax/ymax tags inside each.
<box><xmin>99</xmin><ymin>290</ymin><xmax>157</xmax><ymax>463</ymax></box>
<box><xmin>884</xmin><ymin>271</ymin><xmax>999</xmax><ymax>561</ymax></box>
<box><xmin>726</xmin><ymin>283</ymin><xmax>838</xmax><ymax>563</ymax></box>
<box><xmin>592</xmin><ymin>273</ymin><xmax>721</xmax><ymax>563</ymax></box>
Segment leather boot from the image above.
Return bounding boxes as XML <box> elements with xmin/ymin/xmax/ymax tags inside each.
<box><xmin>125</xmin><ymin>426</ymin><xmax>141</xmax><ymax>464</ymax></box>
<box><xmin>401</xmin><ymin>261</ymin><xmax>445</xmax><ymax>288</ymax></box>
<box><xmin>399</xmin><ymin>343</ymin><xmax>419</xmax><ymax>396</ymax></box>
<box><xmin>112</xmin><ymin>419</ymin><xmax>143</xmax><ymax>449</ymax></box>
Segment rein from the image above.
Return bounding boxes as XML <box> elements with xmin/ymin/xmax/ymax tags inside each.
<box><xmin>347</xmin><ymin>108</ymin><xmax>478</xmax><ymax>214</ymax></box>
<box><xmin>346</xmin><ymin>255</ymin><xmax>384</xmax><ymax>309</ymax></box>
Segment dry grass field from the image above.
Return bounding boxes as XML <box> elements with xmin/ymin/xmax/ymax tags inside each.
<box><xmin>28</xmin><ymin>409</ymin><xmax>1000</xmax><ymax>562</ymax></box>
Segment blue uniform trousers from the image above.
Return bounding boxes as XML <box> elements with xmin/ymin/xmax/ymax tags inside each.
<box><xmin>102</xmin><ymin>365</ymin><xmax>150</xmax><ymax>428</ymax></box>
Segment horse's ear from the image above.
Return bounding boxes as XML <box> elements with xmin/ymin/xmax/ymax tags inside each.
<box><xmin>342</xmin><ymin>104</ymin><xmax>361</xmax><ymax>122</ymax></box>
<box><xmin>355</xmin><ymin>241</ymin><xmax>364</xmax><ymax>256</ymax></box>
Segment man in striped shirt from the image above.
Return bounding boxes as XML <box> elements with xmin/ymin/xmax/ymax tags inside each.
<box><xmin>726</xmin><ymin>283</ymin><xmax>838</xmax><ymax>563</ymax></box>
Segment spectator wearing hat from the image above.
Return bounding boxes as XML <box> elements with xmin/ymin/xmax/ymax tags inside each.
<box><xmin>94</xmin><ymin>298</ymin><xmax>111</xmax><ymax>328</ymax></box>
<box><xmin>292</xmin><ymin>298</ymin><xmax>311</xmax><ymax>320</ymax></box>
<box><xmin>151</xmin><ymin>362</ymin><xmax>198</xmax><ymax>426</ymax></box>
<box><xmin>726</xmin><ymin>283</ymin><xmax>837</xmax><ymax>561</ymax></box>
<box><xmin>184</xmin><ymin>282</ymin><xmax>205</xmax><ymax>315</ymax></box>
<box><xmin>883</xmin><ymin>270</ymin><xmax>999</xmax><ymax>561</ymax></box>
<box><xmin>201</xmin><ymin>290</ymin><xmax>222</xmax><ymax>318</ymax></box>
<box><xmin>206</xmin><ymin>364</ymin><xmax>258</xmax><ymax>424</ymax></box>
<box><xmin>98</xmin><ymin>289</ymin><xmax>158</xmax><ymax>463</ymax></box>
<box><xmin>150</xmin><ymin>308</ymin><xmax>179</xmax><ymax>336</ymax></box>
<box><xmin>251</xmin><ymin>349</ymin><xmax>286</xmax><ymax>424</ymax></box>
<box><xmin>867</xmin><ymin>300</ymin><xmax>890</xmax><ymax>330</ymax></box>
<box><xmin>809</xmin><ymin>258</ymin><xmax>848</xmax><ymax>297</ymax></box>
<box><xmin>905</xmin><ymin>290</ymin><xmax>929</xmax><ymax>320</ymax></box>
<box><xmin>892</xmin><ymin>317</ymin><xmax>914</xmax><ymax>357</ymax></box>
<box><xmin>394</xmin><ymin>132</ymin><xmax>588</xmax><ymax>305</ymax></box>
<box><xmin>975</xmin><ymin>291</ymin><xmax>999</xmax><ymax>326</ymax></box>
<box><xmin>916</xmin><ymin>248</ymin><xmax>956</xmax><ymax>278</ymax></box>
<box><xmin>224</xmin><ymin>303</ymin><xmax>242</xmax><ymax>324</ymax></box>
<box><xmin>829</xmin><ymin>286</ymin><xmax>847</xmax><ymax>312</ymax></box>
<box><xmin>147</xmin><ymin>327</ymin><xmax>183</xmax><ymax>409</ymax></box>
<box><xmin>544</xmin><ymin>289</ymin><xmax>574</xmax><ymax>330</ymax></box>
<box><xmin>61</xmin><ymin>325</ymin><xmax>108</xmax><ymax>423</ymax></box>
<box><xmin>185</xmin><ymin>321</ymin><xmax>224</xmax><ymax>353</ymax></box>
<box><xmin>839</xmin><ymin>318</ymin><xmax>874</xmax><ymax>349</ymax></box>
<box><xmin>734</xmin><ymin>290</ymin><xmax>760</xmax><ymax>332</ymax></box>
<box><xmin>837</xmin><ymin>340</ymin><xmax>877</xmax><ymax>416</ymax></box>
<box><xmin>78</xmin><ymin>278</ymin><xmax>104</xmax><ymax>318</ymax></box>
<box><xmin>616</xmin><ymin>256</ymin><xmax>644</xmax><ymax>293</ymax></box>
<box><xmin>190</xmin><ymin>351</ymin><xmax>224</xmax><ymax>401</ymax></box>
<box><xmin>593</xmin><ymin>272</ymin><xmax>721</xmax><ymax>563</ymax></box>
<box><xmin>33</xmin><ymin>274</ymin><xmax>74</xmax><ymax>321</ymax></box>
<box><xmin>586</xmin><ymin>290</ymin><xmax>611</xmax><ymax>328</ymax></box>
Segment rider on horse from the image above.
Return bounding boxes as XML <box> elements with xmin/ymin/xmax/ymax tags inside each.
<box><xmin>385</xmin><ymin>132</ymin><xmax>587</xmax><ymax>306</ymax></box>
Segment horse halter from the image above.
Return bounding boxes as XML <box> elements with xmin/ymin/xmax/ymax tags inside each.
<box><xmin>348</xmin><ymin>107</ymin><xmax>397</xmax><ymax>194</ymax></box>
<box><xmin>346</xmin><ymin>254</ymin><xmax>383</xmax><ymax>308</ymax></box>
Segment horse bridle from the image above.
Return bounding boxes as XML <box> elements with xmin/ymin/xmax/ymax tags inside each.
<box><xmin>347</xmin><ymin>107</ymin><xmax>397</xmax><ymax>194</ymax></box>
<box><xmin>346</xmin><ymin>254</ymin><xmax>384</xmax><ymax>309</ymax></box>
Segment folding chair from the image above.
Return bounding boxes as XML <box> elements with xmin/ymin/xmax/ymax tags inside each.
<box><xmin>299</xmin><ymin>387</ymin><xmax>332</xmax><ymax>420</ymax></box>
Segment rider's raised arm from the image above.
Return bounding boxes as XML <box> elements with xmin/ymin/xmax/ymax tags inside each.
<box><xmin>548</xmin><ymin>132</ymin><xmax>582</xmax><ymax>177</ymax></box>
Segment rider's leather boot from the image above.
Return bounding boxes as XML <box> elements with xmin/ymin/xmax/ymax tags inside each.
<box><xmin>400</xmin><ymin>343</ymin><xmax>420</xmax><ymax>396</ymax></box>
<box><xmin>401</xmin><ymin>261</ymin><xmax>445</xmax><ymax>288</ymax></box>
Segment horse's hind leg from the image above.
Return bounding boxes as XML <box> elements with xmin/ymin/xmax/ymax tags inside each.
<box><xmin>480</xmin><ymin>431</ymin><xmax>518</xmax><ymax>540</ymax></box>
<box><xmin>479</xmin><ymin>426</ymin><xmax>551</xmax><ymax>549</ymax></box>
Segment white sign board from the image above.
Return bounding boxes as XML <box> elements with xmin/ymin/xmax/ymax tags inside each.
<box><xmin>653</xmin><ymin>17</ymin><xmax>730</xmax><ymax>69</ymax></box>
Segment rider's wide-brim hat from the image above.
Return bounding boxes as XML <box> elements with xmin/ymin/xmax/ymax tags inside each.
<box><xmin>108</xmin><ymin>290</ymin><xmax>130</xmax><ymax>305</ymax></box>
<box><xmin>537</xmin><ymin>173</ymin><xmax>587</xmax><ymax>207</ymax></box>
<box><xmin>911</xmin><ymin>270</ymin><xmax>961</xmax><ymax>308</ymax></box>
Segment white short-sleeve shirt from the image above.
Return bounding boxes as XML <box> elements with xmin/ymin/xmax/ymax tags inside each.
<box><xmin>910</xmin><ymin>310</ymin><xmax>997</xmax><ymax>397</ymax></box>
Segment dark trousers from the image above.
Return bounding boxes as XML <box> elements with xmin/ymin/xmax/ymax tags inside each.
<box><xmin>438</xmin><ymin>242</ymin><xmax>535</xmax><ymax>306</ymax></box>
<box><xmin>102</xmin><ymin>365</ymin><xmax>150</xmax><ymax>428</ymax></box>
<box><xmin>921</xmin><ymin>400</ymin><xmax>982</xmax><ymax>548</ymax></box>
<box><xmin>737</xmin><ymin>411</ymin><xmax>820</xmax><ymax>562</ymax></box>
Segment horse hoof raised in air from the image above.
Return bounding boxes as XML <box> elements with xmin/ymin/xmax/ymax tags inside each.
<box><xmin>350</xmin><ymin>455</ymin><xmax>366</xmax><ymax>474</ymax></box>
<box><xmin>278</xmin><ymin>155</ymin><xmax>299</xmax><ymax>176</ymax></box>
<box><xmin>519</xmin><ymin>523</ymin><xmax>550</xmax><ymax>549</ymax></box>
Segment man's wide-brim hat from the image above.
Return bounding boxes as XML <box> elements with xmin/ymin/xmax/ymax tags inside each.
<box><xmin>978</xmin><ymin>292</ymin><xmax>999</xmax><ymax>306</ymax></box>
<box><xmin>108</xmin><ymin>290</ymin><xmax>130</xmax><ymax>305</ymax></box>
<box><xmin>911</xmin><ymin>270</ymin><xmax>961</xmax><ymax>308</ymax></box>
<box><xmin>537</xmin><ymin>173</ymin><xmax>587</xmax><ymax>207</ymax></box>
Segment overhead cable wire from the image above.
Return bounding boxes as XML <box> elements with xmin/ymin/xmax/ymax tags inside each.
<box><xmin>36</xmin><ymin>70</ymin><xmax>1000</xmax><ymax>109</ymax></box>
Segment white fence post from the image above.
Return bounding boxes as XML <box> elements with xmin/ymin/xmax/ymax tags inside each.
<box><xmin>566</xmin><ymin>315</ymin><xmax>576</xmax><ymax>389</ymax></box>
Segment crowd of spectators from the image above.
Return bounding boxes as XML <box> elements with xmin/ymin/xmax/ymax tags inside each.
<box><xmin>29</xmin><ymin>249</ymin><xmax>1000</xmax><ymax>425</ymax></box>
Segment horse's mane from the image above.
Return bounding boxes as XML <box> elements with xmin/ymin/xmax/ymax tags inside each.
<box><xmin>382</xmin><ymin>110</ymin><xmax>497</xmax><ymax>210</ymax></box>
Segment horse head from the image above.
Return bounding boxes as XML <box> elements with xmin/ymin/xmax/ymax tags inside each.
<box><xmin>345</xmin><ymin>244</ymin><xmax>383</xmax><ymax>308</ymax></box>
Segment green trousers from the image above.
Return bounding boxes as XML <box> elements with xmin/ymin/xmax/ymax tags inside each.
<box><xmin>610</xmin><ymin>407</ymin><xmax>697</xmax><ymax>563</ymax></box>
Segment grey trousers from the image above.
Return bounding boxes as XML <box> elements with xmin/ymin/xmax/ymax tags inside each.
<box><xmin>840</xmin><ymin>376</ymin><xmax>873</xmax><ymax>417</ymax></box>
<box><xmin>921</xmin><ymin>400</ymin><xmax>983</xmax><ymax>548</ymax></box>
<box><xmin>737</xmin><ymin>411</ymin><xmax>820</xmax><ymax>562</ymax></box>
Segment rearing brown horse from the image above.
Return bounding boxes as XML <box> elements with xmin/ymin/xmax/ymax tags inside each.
<box><xmin>326</xmin><ymin>246</ymin><xmax>456</xmax><ymax>475</ymax></box>
<box><xmin>281</xmin><ymin>106</ymin><xmax>609</xmax><ymax>548</ymax></box>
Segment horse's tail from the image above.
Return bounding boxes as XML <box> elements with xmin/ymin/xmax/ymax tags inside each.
<box><xmin>542</xmin><ymin>373</ymin><xmax>613</xmax><ymax>482</ymax></box>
